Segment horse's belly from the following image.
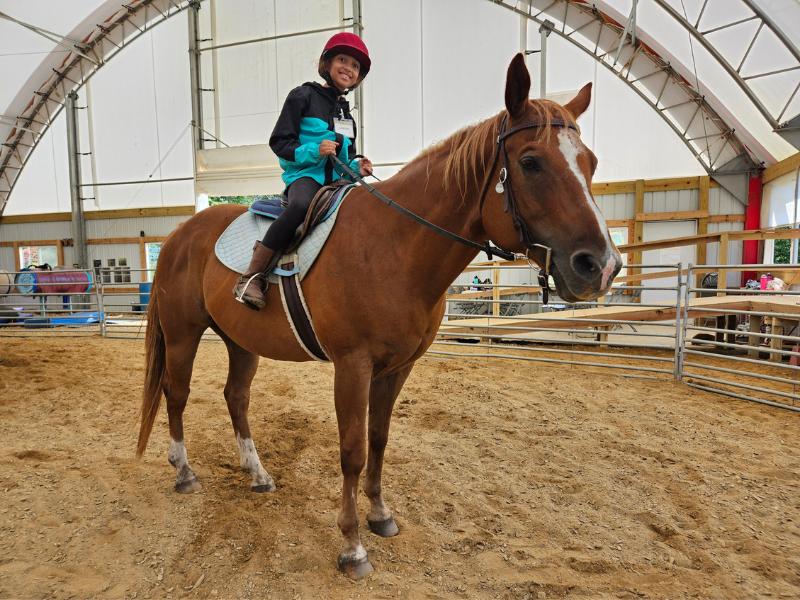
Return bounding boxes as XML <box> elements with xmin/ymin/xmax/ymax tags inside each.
<box><xmin>204</xmin><ymin>259</ymin><xmax>314</xmax><ymax>362</ymax></box>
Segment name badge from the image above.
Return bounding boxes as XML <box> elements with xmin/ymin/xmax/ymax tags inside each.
<box><xmin>333</xmin><ymin>118</ymin><xmax>355</xmax><ymax>138</ymax></box>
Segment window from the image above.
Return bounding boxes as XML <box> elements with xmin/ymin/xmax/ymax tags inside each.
<box><xmin>18</xmin><ymin>245</ymin><xmax>58</xmax><ymax>269</ymax></box>
<box><xmin>608</xmin><ymin>227</ymin><xmax>628</xmax><ymax>280</ymax></box>
<box><xmin>145</xmin><ymin>242</ymin><xmax>162</xmax><ymax>281</ymax></box>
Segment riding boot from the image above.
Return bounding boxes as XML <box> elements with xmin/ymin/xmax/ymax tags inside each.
<box><xmin>233</xmin><ymin>241</ymin><xmax>278</xmax><ymax>310</ymax></box>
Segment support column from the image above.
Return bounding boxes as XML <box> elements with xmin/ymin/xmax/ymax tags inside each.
<box><xmin>352</xmin><ymin>0</ymin><xmax>365</xmax><ymax>151</ymax></box>
<box><xmin>538</xmin><ymin>20</ymin><xmax>554</xmax><ymax>99</ymax></box>
<box><xmin>66</xmin><ymin>91</ymin><xmax>88</xmax><ymax>269</ymax></box>
<box><xmin>188</xmin><ymin>1</ymin><xmax>204</xmax><ymax>154</ymax></box>
<box><xmin>742</xmin><ymin>173</ymin><xmax>762</xmax><ymax>284</ymax></box>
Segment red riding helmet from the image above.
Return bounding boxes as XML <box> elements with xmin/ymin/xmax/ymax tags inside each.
<box><xmin>321</xmin><ymin>32</ymin><xmax>371</xmax><ymax>77</ymax></box>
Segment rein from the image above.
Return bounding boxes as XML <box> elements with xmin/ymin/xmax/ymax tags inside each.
<box><xmin>331</xmin><ymin>113</ymin><xmax>577</xmax><ymax>305</ymax></box>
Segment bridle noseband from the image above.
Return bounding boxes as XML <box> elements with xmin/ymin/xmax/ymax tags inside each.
<box><xmin>478</xmin><ymin>114</ymin><xmax>578</xmax><ymax>305</ymax></box>
<box><xmin>331</xmin><ymin>112</ymin><xmax>577</xmax><ymax>305</ymax></box>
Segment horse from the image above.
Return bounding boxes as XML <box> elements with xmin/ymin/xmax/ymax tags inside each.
<box><xmin>136</xmin><ymin>54</ymin><xmax>622</xmax><ymax>578</ymax></box>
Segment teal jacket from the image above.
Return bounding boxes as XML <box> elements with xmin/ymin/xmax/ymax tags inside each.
<box><xmin>269</xmin><ymin>82</ymin><xmax>361</xmax><ymax>187</ymax></box>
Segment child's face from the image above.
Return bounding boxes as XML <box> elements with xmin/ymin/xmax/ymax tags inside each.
<box><xmin>328</xmin><ymin>53</ymin><xmax>361</xmax><ymax>90</ymax></box>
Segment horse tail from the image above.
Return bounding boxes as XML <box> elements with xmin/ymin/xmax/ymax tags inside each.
<box><xmin>137</xmin><ymin>279</ymin><xmax>165</xmax><ymax>457</ymax></box>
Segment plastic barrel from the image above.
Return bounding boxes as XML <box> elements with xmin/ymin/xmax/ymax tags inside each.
<box><xmin>0</xmin><ymin>270</ymin><xmax>12</xmax><ymax>295</ymax></box>
<box><xmin>139</xmin><ymin>281</ymin><xmax>153</xmax><ymax>306</ymax></box>
<box><xmin>14</xmin><ymin>269</ymin><xmax>92</xmax><ymax>295</ymax></box>
<box><xmin>14</xmin><ymin>270</ymin><xmax>38</xmax><ymax>295</ymax></box>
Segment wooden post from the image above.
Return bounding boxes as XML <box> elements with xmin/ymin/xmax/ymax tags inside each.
<box><xmin>717</xmin><ymin>233</ymin><xmax>729</xmax><ymax>296</ymax></box>
<box><xmin>748</xmin><ymin>315</ymin><xmax>762</xmax><ymax>358</ymax></box>
<box><xmin>696</xmin><ymin>176</ymin><xmax>709</xmax><ymax>290</ymax></box>
<box><xmin>631</xmin><ymin>179</ymin><xmax>645</xmax><ymax>301</ymax></box>
<box><xmin>56</xmin><ymin>240</ymin><xmax>65</xmax><ymax>267</ymax></box>
<box><xmin>12</xmin><ymin>242</ymin><xmax>20</xmax><ymax>271</ymax></box>
<box><xmin>770</xmin><ymin>318</ymin><xmax>784</xmax><ymax>363</ymax></box>
<box><xmin>492</xmin><ymin>261</ymin><xmax>501</xmax><ymax>316</ymax></box>
<box><xmin>139</xmin><ymin>238</ymin><xmax>147</xmax><ymax>282</ymax></box>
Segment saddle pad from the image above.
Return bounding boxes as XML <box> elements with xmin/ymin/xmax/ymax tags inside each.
<box><xmin>214</xmin><ymin>185</ymin><xmax>352</xmax><ymax>280</ymax></box>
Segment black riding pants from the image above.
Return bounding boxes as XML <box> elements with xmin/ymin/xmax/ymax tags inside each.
<box><xmin>261</xmin><ymin>177</ymin><xmax>322</xmax><ymax>251</ymax></box>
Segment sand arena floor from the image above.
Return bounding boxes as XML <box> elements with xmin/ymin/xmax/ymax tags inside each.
<box><xmin>0</xmin><ymin>336</ymin><xmax>798</xmax><ymax>599</ymax></box>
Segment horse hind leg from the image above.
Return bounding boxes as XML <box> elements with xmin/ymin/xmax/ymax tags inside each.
<box><xmin>219</xmin><ymin>332</ymin><xmax>275</xmax><ymax>492</ymax></box>
<box><xmin>364</xmin><ymin>365</ymin><xmax>413</xmax><ymax>538</ymax></box>
<box><xmin>164</xmin><ymin>329</ymin><xmax>205</xmax><ymax>493</ymax></box>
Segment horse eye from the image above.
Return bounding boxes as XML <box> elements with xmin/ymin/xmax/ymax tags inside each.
<box><xmin>520</xmin><ymin>156</ymin><xmax>542</xmax><ymax>172</ymax></box>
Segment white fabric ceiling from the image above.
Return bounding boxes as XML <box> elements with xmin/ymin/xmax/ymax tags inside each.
<box><xmin>1</xmin><ymin>0</ymin><xmax>798</xmax><ymax>215</ymax></box>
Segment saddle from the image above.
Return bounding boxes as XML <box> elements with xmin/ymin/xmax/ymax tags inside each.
<box><xmin>215</xmin><ymin>181</ymin><xmax>354</xmax><ymax>280</ymax></box>
<box><xmin>215</xmin><ymin>181</ymin><xmax>356</xmax><ymax>363</ymax></box>
<box><xmin>250</xmin><ymin>179</ymin><xmax>351</xmax><ymax>252</ymax></box>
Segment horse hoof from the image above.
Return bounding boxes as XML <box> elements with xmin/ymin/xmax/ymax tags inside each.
<box><xmin>337</xmin><ymin>555</ymin><xmax>374</xmax><ymax>580</ymax></box>
<box><xmin>251</xmin><ymin>482</ymin><xmax>276</xmax><ymax>493</ymax></box>
<box><xmin>175</xmin><ymin>477</ymin><xmax>202</xmax><ymax>494</ymax></box>
<box><xmin>367</xmin><ymin>517</ymin><xmax>399</xmax><ymax>537</ymax></box>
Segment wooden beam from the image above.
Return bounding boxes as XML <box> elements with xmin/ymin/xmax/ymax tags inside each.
<box><xmin>643</xmin><ymin>177</ymin><xmax>702</xmax><ymax>192</ymax></box>
<box><xmin>635</xmin><ymin>209</ymin><xmax>708</xmax><ymax>222</ymax></box>
<box><xmin>12</xmin><ymin>242</ymin><xmax>20</xmax><ymax>271</ymax></box>
<box><xmin>763</xmin><ymin>152</ymin><xmax>800</xmax><ymax>184</ymax></box>
<box><xmin>606</xmin><ymin>219</ymin><xmax>635</xmax><ymax>228</ymax></box>
<box><xmin>717</xmin><ymin>232</ymin><xmax>729</xmax><ymax>295</ymax></box>
<box><xmin>0</xmin><ymin>205</ymin><xmax>195</xmax><ymax>225</ymax></box>
<box><xmin>592</xmin><ymin>181</ymin><xmax>636</xmax><ymax>195</ymax></box>
<box><xmin>87</xmin><ymin>236</ymin><xmax>166</xmax><ymax>245</ymax></box>
<box><xmin>707</xmin><ymin>214</ymin><xmax>745</xmax><ymax>223</ymax></box>
<box><xmin>0</xmin><ymin>238</ymin><xmax>60</xmax><ymax>248</ymax></box>
<box><xmin>84</xmin><ymin>206</ymin><xmax>195</xmax><ymax>220</ymax></box>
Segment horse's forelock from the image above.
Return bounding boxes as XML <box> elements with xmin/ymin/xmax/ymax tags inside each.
<box><xmin>414</xmin><ymin>100</ymin><xmax>581</xmax><ymax>202</ymax></box>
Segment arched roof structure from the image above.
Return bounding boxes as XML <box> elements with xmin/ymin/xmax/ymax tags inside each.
<box><xmin>1</xmin><ymin>0</ymin><xmax>799</xmax><ymax>216</ymax></box>
<box><xmin>0</xmin><ymin>0</ymin><xmax>192</xmax><ymax>216</ymax></box>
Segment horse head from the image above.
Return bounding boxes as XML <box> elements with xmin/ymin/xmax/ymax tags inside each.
<box><xmin>480</xmin><ymin>54</ymin><xmax>622</xmax><ymax>303</ymax></box>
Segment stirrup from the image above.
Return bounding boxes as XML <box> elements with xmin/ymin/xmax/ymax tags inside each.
<box><xmin>234</xmin><ymin>272</ymin><xmax>266</xmax><ymax>305</ymax></box>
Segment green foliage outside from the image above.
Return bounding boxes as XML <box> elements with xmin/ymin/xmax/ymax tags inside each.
<box><xmin>774</xmin><ymin>238</ymin><xmax>790</xmax><ymax>264</ymax></box>
<box><xmin>209</xmin><ymin>195</ymin><xmax>252</xmax><ymax>206</ymax></box>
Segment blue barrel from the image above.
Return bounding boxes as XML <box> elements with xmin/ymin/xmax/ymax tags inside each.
<box><xmin>139</xmin><ymin>282</ymin><xmax>153</xmax><ymax>307</ymax></box>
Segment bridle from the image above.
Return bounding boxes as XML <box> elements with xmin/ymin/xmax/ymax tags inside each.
<box><xmin>477</xmin><ymin>113</ymin><xmax>578</xmax><ymax>304</ymax></box>
<box><xmin>330</xmin><ymin>111</ymin><xmax>577</xmax><ymax>305</ymax></box>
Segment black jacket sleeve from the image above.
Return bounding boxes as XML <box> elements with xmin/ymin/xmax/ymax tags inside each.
<box><xmin>269</xmin><ymin>87</ymin><xmax>310</xmax><ymax>162</ymax></box>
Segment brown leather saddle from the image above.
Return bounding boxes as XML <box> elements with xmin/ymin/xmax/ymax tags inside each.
<box><xmin>286</xmin><ymin>179</ymin><xmax>352</xmax><ymax>253</ymax></box>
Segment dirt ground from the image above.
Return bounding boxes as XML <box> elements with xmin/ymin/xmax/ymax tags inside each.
<box><xmin>0</xmin><ymin>336</ymin><xmax>798</xmax><ymax>600</ymax></box>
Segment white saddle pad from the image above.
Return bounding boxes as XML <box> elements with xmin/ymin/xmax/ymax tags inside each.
<box><xmin>214</xmin><ymin>193</ymin><xmax>347</xmax><ymax>281</ymax></box>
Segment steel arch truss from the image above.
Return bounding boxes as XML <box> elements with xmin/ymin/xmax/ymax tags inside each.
<box><xmin>490</xmin><ymin>0</ymin><xmax>763</xmax><ymax>178</ymax></box>
<box><xmin>0</xmin><ymin>0</ymin><xmax>193</xmax><ymax>216</ymax></box>
<box><xmin>651</xmin><ymin>0</ymin><xmax>800</xmax><ymax>139</ymax></box>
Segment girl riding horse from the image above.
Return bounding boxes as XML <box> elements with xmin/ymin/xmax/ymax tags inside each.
<box><xmin>233</xmin><ymin>32</ymin><xmax>375</xmax><ymax>309</ymax></box>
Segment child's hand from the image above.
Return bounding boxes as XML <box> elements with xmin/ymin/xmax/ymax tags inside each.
<box><xmin>359</xmin><ymin>157</ymin><xmax>373</xmax><ymax>176</ymax></box>
<box><xmin>319</xmin><ymin>140</ymin><xmax>338</xmax><ymax>156</ymax></box>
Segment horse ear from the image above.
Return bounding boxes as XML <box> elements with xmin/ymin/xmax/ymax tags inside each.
<box><xmin>505</xmin><ymin>53</ymin><xmax>531</xmax><ymax>119</ymax></box>
<box><xmin>564</xmin><ymin>82</ymin><xmax>592</xmax><ymax>119</ymax></box>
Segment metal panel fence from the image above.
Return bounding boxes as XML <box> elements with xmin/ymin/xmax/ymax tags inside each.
<box><xmin>1</xmin><ymin>263</ymin><xmax>798</xmax><ymax>410</ymax></box>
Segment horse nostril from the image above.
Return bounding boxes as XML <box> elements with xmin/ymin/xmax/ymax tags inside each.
<box><xmin>570</xmin><ymin>251</ymin><xmax>603</xmax><ymax>282</ymax></box>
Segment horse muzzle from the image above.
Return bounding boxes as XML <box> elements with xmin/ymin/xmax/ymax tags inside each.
<box><xmin>551</xmin><ymin>249</ymin><xmax>622</xmax><ymax>302</ymax></box>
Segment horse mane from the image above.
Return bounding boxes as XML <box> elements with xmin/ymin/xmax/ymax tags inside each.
<box><xmin>410</xmin><ymin>99</ymin><xmax>580</xmax><ymax>202</ymax></box>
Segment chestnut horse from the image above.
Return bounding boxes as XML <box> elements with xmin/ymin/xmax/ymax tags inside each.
<box><xmin>136</xmin><ymin>54</ymin><xmax>622</xmax><ymax>578</ymax></box>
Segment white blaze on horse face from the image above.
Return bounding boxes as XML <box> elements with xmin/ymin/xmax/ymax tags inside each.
<box><xmin>557</xmin><ymin>130</ymin><xmax>618</xmax><ymax>289</ymax></box>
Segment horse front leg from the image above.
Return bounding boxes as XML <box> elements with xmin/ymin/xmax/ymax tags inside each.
<box><xmin>364</xmin><ymin>365</ymin><xmax>413</xmax><ymax>537</ymax></box>
<box><xmin>333</xmin><ymin>357</ymin><xmax>373</xmax><ymax>579</ymax></box>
